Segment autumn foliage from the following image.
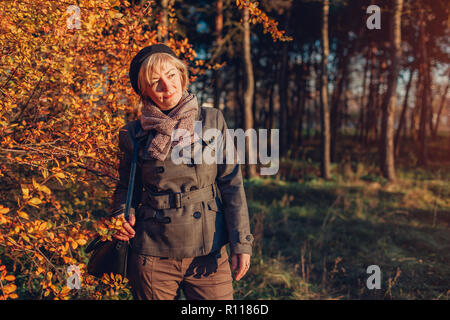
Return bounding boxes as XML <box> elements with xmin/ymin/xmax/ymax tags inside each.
<box><xmin>0</xmin><ymin>0</ymin><xmax>202</xmax><ymax>299</ymax></box>
<box><xmin>236</xmin><ymin>0</ymin><xmax>292</xmax><ymax>42</ymax></box>
<box><xmin>0</xmin><ymin>0</ymin><xmax>287</xmax><ymax>299</ymax></box>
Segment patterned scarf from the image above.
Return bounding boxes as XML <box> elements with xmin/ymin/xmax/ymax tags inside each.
<box><xmin>140</xmin><ymin>90</ymin><xmax>199</xmax><ymax>161</ymax></box>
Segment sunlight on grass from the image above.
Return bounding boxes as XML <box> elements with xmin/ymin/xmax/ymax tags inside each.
<box><xmin>242</xmin><ymin>163</ymin><xmax>450</xmax><ymax>300</ymax></box>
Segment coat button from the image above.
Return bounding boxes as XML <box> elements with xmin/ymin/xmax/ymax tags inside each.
<box><xmin>156</xmin><ymin>166</ymin><xmax>164</xmax><ymax>173</ymax></box>
<box><xmin>193</xmin><ymin>211</ymin><xmax>201</xmax><ymax>219</ymax></box>
<box><xmin>246</xmin><ymin>235</ymin><xmax>252</xmax><ymax>241</ymax></box>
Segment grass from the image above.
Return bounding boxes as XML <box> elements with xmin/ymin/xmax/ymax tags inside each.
<box><xmin>234</xmin><ymin>160</ymin><xmax>450</xmax><ymax>299</ymax></box>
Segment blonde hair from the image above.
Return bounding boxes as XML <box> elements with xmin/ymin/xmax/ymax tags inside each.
<box><xmin>137</xmin><ymin>52</ymin><xmax>189</xmax><ymax>100</ymax></box>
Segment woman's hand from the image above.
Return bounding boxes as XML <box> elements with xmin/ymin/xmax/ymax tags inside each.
<box><xmin>112</xmin><ymin>213</ymin><xmax>136</xmax><ymax>241</ymax></box>
<box><xmin>231</xmin><ymin>253</ymin><xmax>251</xmax><ymax>281</ymax></box>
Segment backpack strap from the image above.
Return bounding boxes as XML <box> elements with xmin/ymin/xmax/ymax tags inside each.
<box><xmin>124</xmin><ymin>131</ymin><xmax>139</xmax><ymax>222</ymax></box>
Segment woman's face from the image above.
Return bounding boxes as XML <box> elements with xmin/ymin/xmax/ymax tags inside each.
<box><xmin>144</xmin><ymin>61</ymin><xmax>183</xmax><ymax>111</ymax></box>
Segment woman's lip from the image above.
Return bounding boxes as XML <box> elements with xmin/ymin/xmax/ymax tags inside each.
<box><xmin>164</xmin><ymin>93</ymin><xmax>175</xmax><ymax>99</ymax></box>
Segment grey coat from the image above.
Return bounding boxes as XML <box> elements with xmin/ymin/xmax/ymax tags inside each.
<box><xmin>110</xmin><ymin>107</ymin><xmax>253</xmax><ymax>258</ymax></box>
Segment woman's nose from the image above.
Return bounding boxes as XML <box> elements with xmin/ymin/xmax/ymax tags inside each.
<box><xmin>158</xmin><ymin>78</ymin><xmax>170</xmax><ymax>92</ymax></box>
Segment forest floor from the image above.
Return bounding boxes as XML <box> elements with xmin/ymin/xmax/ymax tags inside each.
<box><xmin>233</xmin><ymin>136</ymin><xmax>450</xmax><ymax>300</ymax></box>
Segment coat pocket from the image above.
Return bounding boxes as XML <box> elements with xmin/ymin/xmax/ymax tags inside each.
<box><xmin>203</xmin><ymin>198</ymin><xmax>228</xmax><ymax>252</ymax></box>
<box><xmin>207</xmin><ymin>199</ymin><xmax>218</xmax><ymax>212</ymax></box>
<box><xmin>207</xmin><ymin>198</ymin><xmax>224</xmax><ymax>213</ymax></box>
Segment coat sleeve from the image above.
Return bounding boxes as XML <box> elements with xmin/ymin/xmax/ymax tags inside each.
<box><xmin>109</xmin><ymin>125</ymin><xmax>143</xmax><ymax>219</ymax></box>
<box><xmin>215</xmin><ymin>110</ymin><xmax>254</xmax><ymax>256</ymax></box>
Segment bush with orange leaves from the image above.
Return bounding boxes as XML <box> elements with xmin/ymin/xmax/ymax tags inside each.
<box><xmin>0</xmin><ymin>259</ymin><xmax>18</xmax><ymax>300</ymax></box>
<box><xmin>0</xmin><ymin>0</ymin><xmax>202</xmax><ymax>300</ymax></box>
<box><xmin>236</xmin><ymin>0</ymin><xmax>293</xmax><ymax>42</ymax></box>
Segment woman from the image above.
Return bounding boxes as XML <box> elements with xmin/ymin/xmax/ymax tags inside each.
<box><xmin>109</xmin><ymin>44</ymin><xmax>254</xmax><ymax>300</ymax></box>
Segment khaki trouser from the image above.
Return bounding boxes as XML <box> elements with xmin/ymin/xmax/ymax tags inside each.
<box><xmin>127</xmin><ymin>246</ymin><xmax>234</xmax><ymax>300</ymax></box>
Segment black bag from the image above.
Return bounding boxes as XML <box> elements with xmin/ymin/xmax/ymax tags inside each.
<box><xmin>85</xmin><ymin>136</ymin><xmax>139</xmax><ymax>278</ymax></box>
<box><xmin>85</xmin><ymin>236</ymin><xmax>129</xmax><ymax>278</ymax></box>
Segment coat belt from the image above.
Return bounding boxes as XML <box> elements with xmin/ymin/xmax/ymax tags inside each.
<box><xmin>143</xmin><ymin>183</ymin><xmax>217</xmax><ymax>210</ymax></box>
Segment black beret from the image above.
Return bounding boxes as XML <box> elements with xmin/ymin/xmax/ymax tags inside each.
<box><xmin>129</xmin><ymin>44</ymin><xmax>178</xmax><ymax>96</ymax></box>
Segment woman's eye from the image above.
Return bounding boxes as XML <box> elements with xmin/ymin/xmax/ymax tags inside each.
<box><xmin>169</xmin><ymin>73</ymin><xmax>175</xmax><ymax>78</ymax></box>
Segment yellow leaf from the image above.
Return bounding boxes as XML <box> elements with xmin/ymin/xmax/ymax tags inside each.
<box><xmin>0</xmin><ymin>206</ymin><xmax>9</xmax><ymax>214</ymax></box>
<box><xmin>76</xmin><ymin>238</ymin><xmax>87</xmax><ymax>246</ymax></box>
<box><xmin>28</xmin><ymin>198</ymin><xmax>42</xmax><ymax>206</ymax></box>
<box><xmin>71</xmin><ymin>241</ymin><xmax>78</xmax><ymax>250</ymax></box>
<box><xmin>17</xmin><ymin>211</ymin><xmax>29</xmax><ymax>220</ymax></box>
<box><xmin>21</xmin><ymin>186</ymin><xmax>29</xmax><ymax>199</ymax></box>
<box><xmin>55</xmin><ymin>177</ymin><xmax>63</xmax><ymax>186</ymax></box>
<box><xmin>38</xmin><ymin>222</ymin><xmax>48</xmax><ymax>231</ymax></box>
<box><xmin>3</xmin><ymin>283</ymin><xmax>17</xmax><ymax>294</ymax></box>
<box><xmin>32</xmin><ymin>178</ymin><xmax>39</xmax><ymax>189</ymax></box>
<box><xmin>33</xmin><ymin>179</ymin><xmax>52</xmax><ymax>195</ymax></box>
<box><xmin>39</xmin><ymin>185</ymin><xmax>51</xmax><ymax>195</ymax></box>
<box><xmin>41</xmin><ymin>169</ymin><xmax>49</xmax><ymax>179</ymax></box>
<box><xmin>5</xmin><ymin>275</ymin><xmax>15</xmax><ymax>281</ymax></box>
<box><xmin>55</xmin><ymin>172</ymin><xmax>66</xmax><ymax>179</ymax></box>
<box><xmin>36</xmin><ymin>267</ymin><xmax>45</xmax><ymax>275</ymax></box>
<box><xmin>0</xmin><ymin>215</ymin><xmax>8</xmax><ymax>224</ymax></box>
<box><xmin>60</xmin><ymin>286</ymin><xmax>71</xmax><ymax>296</ymax></box>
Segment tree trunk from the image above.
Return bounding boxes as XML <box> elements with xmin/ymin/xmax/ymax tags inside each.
<box><xmin>213</xmin><ymin>0</ymin><xmax>224</xmax><ymax>110</ymax></box>
<box><xmin>242</xmin><ymin>6</ymin><xmax>256</xmax><ymax>178</ymax></box>
<box><xmin>364</xmin><ymin>45</ymin><xmax>377</xmax><ymax>146</ymax></box>
<box><xmin>358</xmin><ymin>46</ymin><xmax>371</xmax><ymax>143</ymax></box>
<box><xmin>234</xmin><ymin>59</ymin><xmax>243</xmax><ymax>129</ymax></box>
<box><xmin>395</xmin><ymin>67</ymin><xmax>414</xmax><ymax>157</ymax></box>
<box><xmin>279</xmin><ymin>11</ymin><xmax>291</xmax><ymax>158</ymax></box>
<box><xmin>418</xmin><ymin>9</ymin><xmax>429</xmax><ymax>167</ymax></box>
<box><xmin>320</xmin><ymin>0</ymin><xmax>331</xmax><ymax>180</ymax></box>
<box><xmin>296</xmin><ymin>56</ymin><xmax>307</xmax><ymax>149</ymax></box>
<box><xmin>427</xmin><ymin>60</ymin><xmax>434</xmax><ymax>136</ymax></box>
<box><xmin>330</xmin><ymin>43</ymin><xmax>351</xmax><ymax>162</ymax></box>
<box><xmin>159</xmin><ymin>0</ymin><xmax>171</xmax><ymax>44</ymax></box>
<box><xmin>302</xmin><ymin>44</ymin><xmax>314</xmax><ymax>143</ymax></box>
<box><xmin>380</xmin><ymin>0</ymin><xmax>402</xmax><ymax>181</ymax></box>
<box><xmin>268</xmin><ymin>49</ymin><xmax>280</xmax><ymax>132</ymax></box>
<box><xmin>269</xmin><ymin>83</ymin><xmax>275</xmax><ymax>130</ymax></box>
<box><xmin>411</xmin><ymin>62</ymin><xmax>423</xmax><ymax>141</ymax></box>
<box><xmin>432</xmin><ymin>81</ymin><xmax>449</xmax><ymax>138</ymax></box>
<box><xmin>306</xmin><ymin>103</ymin><xmax>312</xmax><ymax>140</ymax></box>
<box><xmin>373</xmin><ymin>57</ymin><xmax>386</xmax><ymax>144</ymax></box>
